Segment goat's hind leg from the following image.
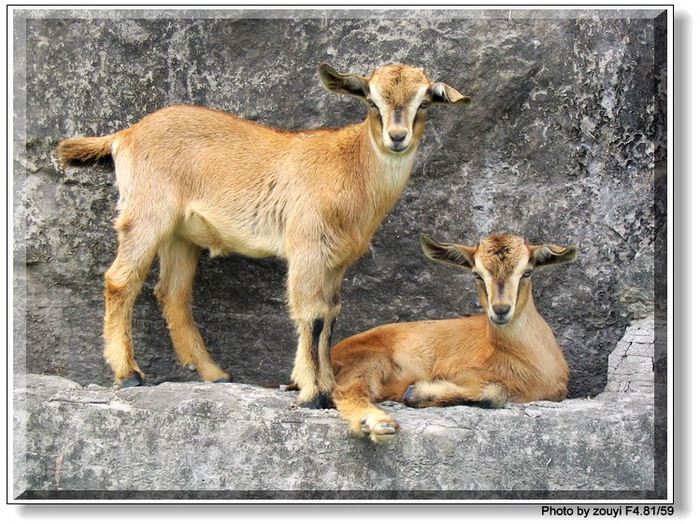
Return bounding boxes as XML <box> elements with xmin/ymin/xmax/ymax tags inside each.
<box><xmin>103</xmin><ymin>214</ymin><xmax>163</xmax><ymax>386</ymax></box>
<box><xmin>155</xmin><ymin>236</ymin><xmax>231</xmax><ymax>383</ymax></box>
<box><xmin>403</xmin><ymin>370</ymin><xmax>508</xmax><ymax>409</ymax></box>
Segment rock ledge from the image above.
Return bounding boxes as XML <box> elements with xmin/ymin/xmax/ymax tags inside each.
<box><xmin>13</xmin><ymin>318</ymin><xmax>660</xmax><ymax>500</ymax></box>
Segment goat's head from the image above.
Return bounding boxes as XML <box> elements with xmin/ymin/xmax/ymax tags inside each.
<box><xmin>420</xmin><ymin>234</ymin><xmax>577</xmax><ymax>326</ymax></box>
<box><xmin>318</xmin><ymin>63</ymin><xmax>471</xmax><ymax>155</ymax></box>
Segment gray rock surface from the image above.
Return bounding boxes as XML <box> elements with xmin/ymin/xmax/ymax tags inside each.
<box><xmin>13</xmin><ymin>316</ymin><xmax>661</xmax><ymax>499</ymax></box>
<box><xmin>603</xmin><ymin>315</ymin><xmax>655</xmax><ymax>396</ymax></box>
<box><xmin>14</xmin><ymin>9</ymin><xmax>667</xmax><ymax>398</ymax></box>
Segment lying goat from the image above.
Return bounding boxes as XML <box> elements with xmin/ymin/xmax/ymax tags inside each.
<box><xmin>55</xmin><ymin>63</ymin><xmax>471</xmax><ymax>408</ymax></box>
<box><xmin>331</xmin><ymin>234</ymin><xmax>576</xmax><ymax>442</ymax></box>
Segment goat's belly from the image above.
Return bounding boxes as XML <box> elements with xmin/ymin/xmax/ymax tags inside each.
<box><xmin>178</xmin><ymin>204</ymin><xmax>285</xmax><ymax>259</ymax></box>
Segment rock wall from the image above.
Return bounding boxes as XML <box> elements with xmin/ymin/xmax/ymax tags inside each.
<box><xmin>14</xmin><ymin>8</ymin><xmax>667</xmax><ymax>397</ymax></box>
<box><xmin>12</xmin><ymin>316</ymin><xmax>661</xmax><ymax>499</ymax></box>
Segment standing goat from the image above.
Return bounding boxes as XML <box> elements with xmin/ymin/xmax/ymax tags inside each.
<box><xmin>331</xmin><ymin>234</ymin><xmax>576</xmax><ymax>442</ymax></box>
<box><xmin>55</xmin><ymin>63</ymin><xmax>471</xmax><ymax>408</ymax></box>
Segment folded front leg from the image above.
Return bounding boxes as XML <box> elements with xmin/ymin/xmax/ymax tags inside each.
<box><xmin>333</xmin><ymin>381</ymin><xmax>399</xmax><ymax>444</ymax></box>
<box><xmin>332</xmin><ymin>347</ymin><xmax>401</xmax><ymax>444</ymax></box>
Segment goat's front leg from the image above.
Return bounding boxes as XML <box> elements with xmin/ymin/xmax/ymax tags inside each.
<box><xmin>334</xmin><ymin>382</ymin><xmax>399</xmax><ymax>444</ymax></box>
<box><xmin>333</xmin><ymin>351</ymin><xmax>400</xmax><ymax>443</ymax></box>
<box><xmin>287</xmin><ymin>259</ymin><xmax>344</xmax><ymax>409</ymax></box>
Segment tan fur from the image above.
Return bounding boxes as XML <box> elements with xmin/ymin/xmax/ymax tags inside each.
<box><xmin>331</xmin><ymin>234</ymin><xmax>576</xmax><ymax>442</ymax></box>
<box><xmin>54</xmin><ymin>63</ymin><xmax>470</xmax><ymax>407</ymax></box>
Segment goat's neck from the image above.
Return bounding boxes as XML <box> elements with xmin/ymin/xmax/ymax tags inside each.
<box><xmin>361</xmin><ymin>119</ymin><xmax>418</xmax><ymax>197</ymax></box>
<box><xmin>487</xmin><ymin>294</ymin><xmax>558</xmax><ymax>357</ymax></box>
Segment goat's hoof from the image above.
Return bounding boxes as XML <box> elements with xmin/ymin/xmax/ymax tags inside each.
<box><xmin>202</xmin><ymin>369</ymin><xmax>232</xmax><ymax>383</ymax></box>
<box><xmin>402</xmin><ymin>384</ymin><xmax>420</xmax><ymax>407</ymax></box>
<box><xmin>120</xmin><ymin>373</ymin><xmax>144</xmax><ymax>388</ymax></box>
<box><xmin>360</xmin><ymin>418</ymin><xmax>399</xmax><ymax>444</ymax></box>
<box><xmin>297</xmin><ymin>392</ymin><xmax>334</xmax><ymax>410</ymax></box>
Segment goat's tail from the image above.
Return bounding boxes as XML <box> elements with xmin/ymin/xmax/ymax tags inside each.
<box><xmin>55</xmin><ymin>135</ymin><xmax>115</xmax><ymax>168</ymax></box>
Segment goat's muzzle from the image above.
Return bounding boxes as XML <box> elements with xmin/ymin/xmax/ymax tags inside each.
<box><xmin>490</xmin><ymin>304</ymin><xmax>512</xmax><ymax>325</ymax></box>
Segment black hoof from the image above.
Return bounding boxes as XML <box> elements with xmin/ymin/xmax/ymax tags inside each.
<box><xmin>297</xmin><ymin>392</ymin><xmax>335</xmax><ymax>409</ymax></box>
<box><xmin>403</xmin><ymin>385</ymin><xmax>433</xmax><ymax>408</ymax></box>
<box><xmin>402</xmin><ymin>384</ymin><xmax>418</xmax><ymax>407</ymax></box>
<box><xmin>121</xmin><ymin>373</ymin><xmax>144</xmax><ymax>388</ymax></box>
<box><xmin>212</xmin><ymin>376</ymin><xmax>233</xmax><ymax>384</ymax></box>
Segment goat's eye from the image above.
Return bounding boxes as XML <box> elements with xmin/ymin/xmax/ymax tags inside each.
<box><xmin>521</xmin><ymin>270</ymin><xmax>532</xmax><ymax>279</ymax></box>
<box><xmin>419</xmin><ymin>100</ymin><xmax>430</xmax><ymax>109</ymax></box>
<box><xmin>474</xmin><ymin>273</ymin><xmax>484</xmax><ymax>281</ymax></box>
<box><xmin>367</xmin><ymin>99</ymin><xmax>377</xmax><ymax>109</ymax></box>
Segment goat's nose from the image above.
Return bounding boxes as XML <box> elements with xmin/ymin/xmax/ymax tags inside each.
<box><xmin>389</xmin><ymin>130</ymin><xmax>407</xmax><ymax>144</ymax></box>
<box><xmin>492</xmin><ymin>304</ymin><xmax>511</xmax><ymax>317</ymax></box>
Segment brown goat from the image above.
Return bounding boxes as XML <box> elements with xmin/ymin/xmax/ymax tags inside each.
<box><xmin>331</xmin><ymin>234</ymin><xmax>576</xmax><ymax>442</ymax></box>
<box><xmin>55</xmin><ymin>63</ymin><xmax>471</xmax><ymax>408</ymax></box>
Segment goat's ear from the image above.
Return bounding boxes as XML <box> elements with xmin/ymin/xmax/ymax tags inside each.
<box><xmin>530</xmin><ymin>244</ymin><xmax>577</xmax><ymax>269</ymax></box>
<box><xmin>430</xmin><ymin>82</ymin><xmax>472</xmax><ymax>105</ymax></box>
<box><xmin>318</xmin><ymin>63</ymin><xmax>369</xmax><ymax>99</ymax></box>
<box><xmin>420</xmin><ymin>234</ymin><xmax>476</xmax><ymax>269</ymax></box>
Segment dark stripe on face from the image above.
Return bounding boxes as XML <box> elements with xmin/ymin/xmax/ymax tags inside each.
<box><xmin>393</xmin><ymin>108</ymin><xmax>404</xmax><ymax>125</ymax></box>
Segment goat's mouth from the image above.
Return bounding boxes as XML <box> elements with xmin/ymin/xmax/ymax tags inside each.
<box><xmin>489</xmin><ymin>315</ymin><xmax>512</xmax><ymax>326</ymax></box>
<box><xmin>387</xmin><ymin>143</ymin><xmax>409</xmax><ymax>153</ymax></box>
